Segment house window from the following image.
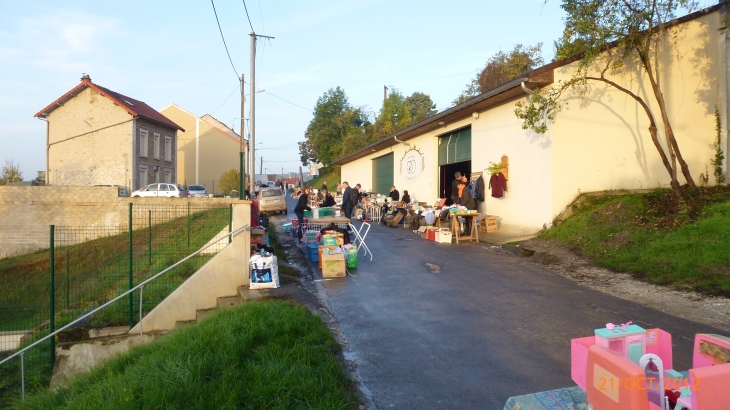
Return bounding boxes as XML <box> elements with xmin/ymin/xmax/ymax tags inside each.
<box><xmin>140</xmin><ymin>130</ymin><xmax>149</xmax><ymax>158</ymax></box>
<box><xmin>154</xmin><ymin>133</ymin><xmax>160</xmax><ymax>159</ymax></box>
<box><xmin>165</xmin><ymin>137</ymin><xmax>172</xmax><ymax>162</ymax></box>
<box><xmin>164</xmin><ymin>169</ymin><xmax>172</xmax><ymax>183</ymax></box>
<box><xmin>139</xmin><ymin>165</ymin><xmax>148</xmax><ymax>188</ymax></box>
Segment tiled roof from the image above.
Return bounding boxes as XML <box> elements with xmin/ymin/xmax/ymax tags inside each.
<box><xmin>35</xmin><ymin>79</ymin><xmax>184</xmax><ymax>132</ymax></box>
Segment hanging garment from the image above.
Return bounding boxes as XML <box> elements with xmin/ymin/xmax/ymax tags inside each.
<box><xmin>489</xmin><ymin>173</ymin><xmax>507</xmax><ymax>198</ymax></box>
<box><xmin>475</xmin><ymin>175</ymin><xmax>486</xmax><ymax>202</ymax></box>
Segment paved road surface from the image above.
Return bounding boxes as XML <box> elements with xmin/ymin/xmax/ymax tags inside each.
<box><xmin>272</xmin><ymin>197</ymin><xmax>725</xmax><ymax>409</ymax></box>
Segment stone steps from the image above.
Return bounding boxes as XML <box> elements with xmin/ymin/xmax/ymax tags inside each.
<box><xmin>175</xmin><ymin>287</ymin><xmax>263</xmax><ymax>329</ymax></box>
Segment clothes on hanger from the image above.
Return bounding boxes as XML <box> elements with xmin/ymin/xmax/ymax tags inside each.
<box><xmin>489</xmin><ymin>172</ymin><xmax>507</xmax><ymax>198</ymax></box>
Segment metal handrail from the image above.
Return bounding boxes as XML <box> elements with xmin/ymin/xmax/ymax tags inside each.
<box><xmin>0</xmin><ymin>224</ymin><xmax>251</xmax><ymax>368</ymax></box>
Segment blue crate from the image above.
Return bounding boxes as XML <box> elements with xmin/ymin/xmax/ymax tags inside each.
<box><xmin>306</xmin><ymin>243</ymin><xmax>319</xmax><ymax>262</ymax></box>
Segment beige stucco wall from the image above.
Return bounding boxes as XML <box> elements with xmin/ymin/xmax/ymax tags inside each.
<box><xmin>550</xmin><ymin>10</ymin><xmax>726</xmax><ymax>217</ymax></box>
<box><xmin>161</xmin><ymin>105</ymin><xmax>241</xmax><ymax>194</ymax></box>
<box><xmin>47</xmin><ymin>87</ymin><xmax>133</xmax><ymax>189</ymax></box>
<box><xmin>343</xmin><ymin>9</ymin><xmax>727</xmax><ymax>229</ymax></box>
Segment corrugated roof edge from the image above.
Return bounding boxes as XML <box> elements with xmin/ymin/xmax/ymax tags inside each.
<box><xmin>331</xmin><ymin>2</ymin><xmax>724</xmax><ymax>166</ymax></box>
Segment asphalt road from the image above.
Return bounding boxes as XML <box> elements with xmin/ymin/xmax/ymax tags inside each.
<box><xmin>271</xmin><ymin>196</ymin><xmax>725</xmax><ymax>410</ymax></box>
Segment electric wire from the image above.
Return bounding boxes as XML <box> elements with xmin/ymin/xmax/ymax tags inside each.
<box><xmin>261</xmin><ymin>91</ymin><xmax>313</xmax><ymax>112</ymax></box>
<box><xmin>210</xmin><ymin>83</ymin><xmax>242</xmax><ymax>116</ymax></box>
<box><xmin>241</xmin><ymin>0</ymin><xmax>255</xmax><ymax>33</ymax></box>
<box><xmin>210</xmin><ymin>0</ymin><xmax>240</xmax><ymax>81</ymax></box>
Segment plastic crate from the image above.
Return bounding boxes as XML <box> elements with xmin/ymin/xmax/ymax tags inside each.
<box><xmin>306</xmin><ymin>243</ymin><xmax>320</xmax><ymax>262</ymax></box>
<box><xmin>303</xmin><ymin>210</ymin><xmax>313</xmax><ymax>217</ymax></box>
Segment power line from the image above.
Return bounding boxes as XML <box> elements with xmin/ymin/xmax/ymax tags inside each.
<box><xmin>261</xmin><ymin>91</ymin><xmax>312</xmax><ymax>112</ymax></box>
<box><xmin>210</xmin><ymin>83</ymin><xmax>241</xmax><ymax>116</ymax></box>
<box><xmin>241</xmin><ymin>0</ymin><xmax>255</xmax><ymax>33</ymax></box>
<box><xmin>210</xmin><ymin>0</ymin><xmax>239</xmax><ymax>81</ymax></box>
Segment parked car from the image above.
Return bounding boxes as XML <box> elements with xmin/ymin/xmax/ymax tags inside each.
<box><xmin>93</xmin><ymin>184</ymin><xmax>128</xmax><ymax>197</ymax></box>
<box><xmin>130</xmin><ymin>183</ymin><xmax>185</xmax><ymax>198</ymax></box>
<box><xmin>187</xmin><ymin>184</ymin><xmax>207</xmax><ymax>197</ymax></box>
<box><xmin>258</xmin><ymin>187</ymin><xmax>287</xmax><ymax>214</ymax></box>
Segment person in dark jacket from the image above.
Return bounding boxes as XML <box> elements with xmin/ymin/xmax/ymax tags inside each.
<box><xmin>341</xmin><ymin>182</ymin><xmax>354</xmax><ymax>219</ymax></box>
<box><xmin>402</xmin><ymin>190</ymin><xmax>411</xmax><ymax>204</ymax></box>
<box><xmin>389</xmin><ymin>186</ymin><xmax>400</xmax><ymax>202</ymax></box>
<box><xmin>321</xmin><ymin>181</ymin><xmax>328</xmax><ymax>192</ymax></box>
<box><xmin>456</xmin><ymin>180</ymin><xmax>476</xmax><ymax>210</ymax></box>
<box><xmin>320</xmin><ymin>192</ymin><xmax>336</xmax><ymax>208</ymax></box>
<box><xmin>294</xmin><ymin>186</ymin><xmax>312</xmax><ymax>237</ymax></box>
<box><xmin>451</xmin><ymin>171</ymin><xmax>462</xmax><ymax>204</ymax></box>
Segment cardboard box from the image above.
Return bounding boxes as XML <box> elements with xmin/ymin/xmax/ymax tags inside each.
<box><xmin>418</xmin><ymin>226</ymin><xmax>437</xmax><ymax>240</ymax></box>
<box><xmin>318</xmin><ymin>245</ymin><xmax>339</xmax><ymax>270</ymax></box>
<box><xmin>388</xmin><ymin>211</ymin><xmax>404</xmax><ymax>227</ymax></box>
<box><xmin>321</xmin><ymin>252</ymin><xmax>346</xmax><ymax>277</ymax></box>
<box><xmin>485</xmin><ymin>216</ymin><xmax>498</xmax><ymax>233</ymax></box>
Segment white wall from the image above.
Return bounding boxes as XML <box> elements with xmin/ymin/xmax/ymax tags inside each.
<box><xmin>472</xmin><ymin>101</ymin><xmax>554</xmax><ymax>229</ymax></box>
<box><xmin>550</xmin><ymin>10</ymin><xmax>725</xmax><ymax>217</ymax></box>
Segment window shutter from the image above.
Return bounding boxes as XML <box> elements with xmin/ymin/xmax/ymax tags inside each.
<box><xmin>154</xmin><ymin>133</ymin><xmax>160</xmax><ymax>159</ymax></box>
<box><xmin>140</xmin><ymin>130</ymin><xmax>149</xmax><ymax>157</ymax></box>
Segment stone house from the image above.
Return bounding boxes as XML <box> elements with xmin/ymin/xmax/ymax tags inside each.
<box><xmin>35</xmin><ymin>75</ymin><xmax>184</xmax><ymax>192</ymax></box>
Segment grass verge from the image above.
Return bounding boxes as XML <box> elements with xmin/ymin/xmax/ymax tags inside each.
<box><xmin>540</xmin><ymin>186</ymin><xmax>730</xmax><ymax>296</ymax></box>
<box><xmin>14</xmin><ymin>301</ymin><xmax>358</xmax><ymax>410</ymax></box>
<box><xmin>306</xmin><ymin>170</ymin><xmax>341</xmax><ymax>192</ymax></box>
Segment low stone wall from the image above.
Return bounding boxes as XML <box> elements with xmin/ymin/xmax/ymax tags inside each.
<box><xmin>0</xmin><ymin>186</ymin><xmax>235</xmax><ymax>258</ymax></box>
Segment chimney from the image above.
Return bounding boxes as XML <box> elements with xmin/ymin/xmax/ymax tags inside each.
<box><xmin>81</xmin><ymin>73</ymin><xmax>91</xmax><ymax>82</ymax></box>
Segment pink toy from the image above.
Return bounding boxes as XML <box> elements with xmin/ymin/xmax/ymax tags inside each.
<box><xmin>571</xmin><ymin>325</ymin><xmax>730</xmax><ymax>410</ymax></box>
<box><xmin>606</xmin><ymin>323</ymin><xmax>615</xmax><ymax>330</ymax></box>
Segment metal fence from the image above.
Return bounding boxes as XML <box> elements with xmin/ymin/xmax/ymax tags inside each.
<box><xmin>0</xmin><ymin>202</ymin><xmax>232</xmax><ymax>406</ymax></box>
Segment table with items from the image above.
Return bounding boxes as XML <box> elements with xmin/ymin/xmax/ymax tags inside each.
<box><xmin>305</xmin><ymin>216</ymin><xmax>373</xmax><ymax>262</ymax></box>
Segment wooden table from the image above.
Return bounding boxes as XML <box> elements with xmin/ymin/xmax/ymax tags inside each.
<box><xmin>449</xmin><ymin>213</ymin><xmax>479</xmax><ymax>244</ymax></box>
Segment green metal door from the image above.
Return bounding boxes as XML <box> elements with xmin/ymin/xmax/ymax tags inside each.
<box><xmin>438</xmin><ymin>127</ymin><xmax>472</xmax><ymax>165</ymax></box>
<box><xmin>372</xmin><ymin>153</ymin><xmax>394</xmax><ymax>195</ymax></box>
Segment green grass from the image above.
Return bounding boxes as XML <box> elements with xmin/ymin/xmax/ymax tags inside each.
<box><xmin>0</xmin><ymin>207</ymin><xmax>230</xmax><ymax>406</ymax></box>
<box><xmin>540</xmin><ymin>187</ymin><xmax>730</xmax><ymax>295</ymax></box>
<box><xmin>306</xmin><ymin>170</ymin><xmax>341</xmax><ymax>192</ymax></box>
<box><xmin>14</xmin><ymin>301</ymin><xmax>358</xmax><ymax>410</ymax></box>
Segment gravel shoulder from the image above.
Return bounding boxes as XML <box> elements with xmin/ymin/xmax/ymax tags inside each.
<box><xmin>517</xmin><ymin>238</ymin><xmax>730</xmax><ymax>330</ymax></box>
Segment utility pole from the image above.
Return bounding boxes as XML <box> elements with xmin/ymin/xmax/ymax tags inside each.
<box><xmin>249</xmin><ymin>32</ymin><xmax>275</xmax><ymax>196</ymax></box>
<box><xmin>239</xmin><ymin>74</ymin><xmax>245</xmax><ymax>199</ymax></box>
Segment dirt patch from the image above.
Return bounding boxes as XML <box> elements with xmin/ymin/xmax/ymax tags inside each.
<box><xmin>519</xmin><ymin>238</ymin><xmax>730</xmax><ymax>329</ymax></box>
<box><xmin>425</xmin><ymin>262</ymin><xmax>441</xmax><ymax>274</ymax></box>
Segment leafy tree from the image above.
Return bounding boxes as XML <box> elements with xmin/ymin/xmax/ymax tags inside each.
<box><xmin>298</xmin><ymin>140</ymin><xmax>318</xmax><ymax>166</ymax></box>
<box><xmin>301</xmin><ymin>87</ymin><xmax>369</xmax><ymax>166</ymax></box>
<box><xmin>454</xmin><ymin>44</ymin><xmax>543</xmax><ymax>105</ymax></box>
<box><xmin>218</xmin><ymin>169</ymin><xmax>240</xmax><ymax>195</ymax></box>
<box><xmin>514</xmin><ymin>0</ymin><xmax>699</xmax><ymax>200</ymax></box>
<box><xmin>405</xmin><ymin>92</ymin><xmax>437</xmax><ymax>123</ymax></box>
<box><xmin>712</xmin><ymin>106</ymin><xmax>726</xmax><ymax>185</ymax></box>
<box><xmin>373</xmin><ymin>90</ymin><xmax>412</xmax><ymax>138</ymax></box>
<box><xmin>0</xmin><ymin>160</ymin><xmax>22</xmax><ymax>186</ymax></box>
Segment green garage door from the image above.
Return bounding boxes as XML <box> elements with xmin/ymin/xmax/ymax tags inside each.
<box><xmin>372</xmin><ymin>153</ymin><xmax>394</xmax><ymax>195</ymax></box>
<box><xmin>438</xmin><ymin>127</ymin><xmax>471</xmax><ymax>165</ymax></box>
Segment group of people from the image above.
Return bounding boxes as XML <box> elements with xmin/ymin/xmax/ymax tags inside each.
<box><xmin>293</xmin><ymin>180</ymin><xmax>363</xmax><ymax>238</ymax></box>
<box><xmin>450</xmin><ymin>171</ymin><xmax>476</xmax><ymax>210</ymax></box>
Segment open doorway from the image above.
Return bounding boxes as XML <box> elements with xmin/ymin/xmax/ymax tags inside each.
<box><xmin>439</xmin><ymin>160</ymin><xmax>471</xmax><ymax>205</ymax></box>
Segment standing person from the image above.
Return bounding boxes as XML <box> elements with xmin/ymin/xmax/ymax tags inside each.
<box><xmin>294</xmin><ymin>186</ymin><xmax>312</xmax><ymax>239</ymax></box>
<box><xmin>402</xmin><ymin>190</ymin><xmax>411</xmax><ymax>204</ymax></box>
<box><xmin>389</xmin><ymin>186</ymin><xmax>400</xmax><ymax>202</ymax></box>
<box><xmin>355</xmin><ymin>184</ymin><xmax>363</xmax><ymax>203</ymax></box>
<box><xmin>451</xmin><ymin>171</ymin><xmax>462</xmax><ymax>204</ymax></box>
<box><xmin>336</xmin><ymin>182</ymin><xmax>342</xmax><ymax>195</ymax></box>
<box><xmin>321</xmin><ymin>180</ymin><xmax>328</xmax><ymax>193</ymax></box>
<box><xmin>341</xmin><ymin>182</ymin><xmax>354</xmax><ymax>219</ymax></box>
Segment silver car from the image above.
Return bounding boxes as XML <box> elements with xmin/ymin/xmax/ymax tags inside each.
<box><xmin>187</xmin><ymin>184</ymin><xmax>207</xmax><ymax>197</ymax></box>
<box><xmin>131</xmin><ymin>183</ymin><xmax>185</xmax><ymax>198</ymax></box>
<box><xmin>258</xmin><ymin>187</ymin><xmax>287</xmax><ymax>214</ymax></box>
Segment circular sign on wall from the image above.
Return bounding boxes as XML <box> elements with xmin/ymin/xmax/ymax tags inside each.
<box><xmin>400</xmin><ymin>147</ymin><xmax>424</xmax><ymax>181</ymax></box>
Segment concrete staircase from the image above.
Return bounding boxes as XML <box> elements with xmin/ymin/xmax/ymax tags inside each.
<box><xmin>174</xmin><ymin>286</ymin><xmax>263</xmax><ymax>329</ymax></box>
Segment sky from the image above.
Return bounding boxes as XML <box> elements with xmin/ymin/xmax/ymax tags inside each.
<box><xmin>0</xmin><ymin>0</ymin><xmax>574</xmax><ymax>179</ymax></box>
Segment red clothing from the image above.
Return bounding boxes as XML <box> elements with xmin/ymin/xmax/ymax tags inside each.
<box><xmin>489</xmin><ymin>173</ymin><xmax>507</xmax><ymax>198</ymax></box>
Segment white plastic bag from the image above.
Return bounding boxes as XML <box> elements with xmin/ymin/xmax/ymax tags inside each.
<box><xmin>424</xmin><ymin>210</ymin><xmax>436</xmax><ymax>225</ymax></box>
<box><xmin>249</xmin><ymin>254</ymin><xmax>280</xmax><ymax>289</ymax></box>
